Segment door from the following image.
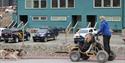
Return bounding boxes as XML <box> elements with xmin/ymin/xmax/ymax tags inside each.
<box><xmin>87</xmin><ymin>15</ymin><xmax>96</xmax><ymax>27</ymax></box>
<box><xmin>19</xmin><ymin>15</ymin><xmax>28</xmax><ymax>24</ymax></box>
<box><xmin>72</xmin><ymin>15</ymin><xmax>81</xmax><ymax>27</ymax></box>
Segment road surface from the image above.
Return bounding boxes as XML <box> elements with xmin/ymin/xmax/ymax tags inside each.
<box><xmin>0</xmin><ymin>59</ymin><xmax>125</xmax><ymax>63</ymax></box>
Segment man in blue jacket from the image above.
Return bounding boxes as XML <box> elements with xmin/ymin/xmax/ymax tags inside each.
<box><xmin>97</xmin><ymin>16</ymin><xmax>112</xmax><ymax>58</ymax></box>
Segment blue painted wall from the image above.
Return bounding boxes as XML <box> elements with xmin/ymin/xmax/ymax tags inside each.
<box><xmin>16</xmin><ymin>0</ymin><xmax>125</xmax><ymax>30</ymax></box>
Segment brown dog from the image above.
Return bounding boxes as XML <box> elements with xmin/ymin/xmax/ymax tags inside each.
<box><xmin>0</xmin><ymin>48</ymin><xmax>27</xmax><ymax>60</ymax></box>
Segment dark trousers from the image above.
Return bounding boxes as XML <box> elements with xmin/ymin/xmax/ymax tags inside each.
<box><xmin>103</xmin><ymin>35</ymin><xmax>111</xmax><ymax>54</ymax></box>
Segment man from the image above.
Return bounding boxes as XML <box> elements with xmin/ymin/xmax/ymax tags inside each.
<box><xmin>97</xmin><ymin>16</ymin><xmax>112</xmax><ymax>59</ymax></box>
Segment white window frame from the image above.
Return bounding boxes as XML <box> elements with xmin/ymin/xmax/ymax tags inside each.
<box><xmin>51</xmin><ymin>16</ymin><xmax>67</xmax><ymax>21</ymax></box>
<box><xmin>93</xmin><ymin>0</ymin><xmax>121</xmax><ymax>8</ymax></box>
<box><xmin>25</xmin><ymin>0</ymin><xmax>47</xmax><ymax>9</ymax></box>
<box><xmin>32</xmin><ymin>16</ymin><xmax>48</xmax><ymax>21</ymax></box>
<box><xmin>50</xmin><ymin>0</ymin><xmax>75</xmax><ymax>9</ymax></box>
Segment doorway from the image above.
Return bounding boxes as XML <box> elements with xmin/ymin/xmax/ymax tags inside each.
<box><xmin>72</xmin><ymin>15</ymin><xmax>81</xmax><ymax>27</ymax></box>
<box><xmin>19</xmin><ymin>15</ymin><xmax>28</xmax><ymax>24</ymax></box>
<box><xmin>87</xmin><ymin>15</ymin><xmax>96</xmax><ymax>27</ymax></box>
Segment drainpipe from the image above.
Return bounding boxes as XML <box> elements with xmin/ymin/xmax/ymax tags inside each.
<box><xmin>122</xmin><ymin>0</ymin><xmax>124</xmax><ymax>29</ymax></box>
<box><xmin>16</xmin><ymin>0</ymin><xmax>19</xmax><ymax>26</ymax></box>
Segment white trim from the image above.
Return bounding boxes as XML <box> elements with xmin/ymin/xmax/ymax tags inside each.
<box><xmin>66</xmin><ymin>0</ymin><xmax>68</xmax><ymax>8</ymax></box>
<box><xmin>58</xmin><ymin>0</ymin><xmax>60</xmax><ymax>8</ymax></box>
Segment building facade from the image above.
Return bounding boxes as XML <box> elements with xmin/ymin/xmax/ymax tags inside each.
<box><xmin>16</xmin><ymin>0</ymin><xmax>125</xmax><ymax>30</ymax></box>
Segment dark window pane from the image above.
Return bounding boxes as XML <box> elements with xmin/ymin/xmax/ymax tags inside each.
<box><xmin>95</xmin><ymin>0</ymin><xmax>101</xmax><ymax>7</ymax></box>
<box><xmin>68</xmin><ymin>0</ymin><xmax>74</xmax><ymax>7</ymax></box>
<box><xmin>113</xmin><ymin>0</ymin><xmax>120</xmax><ymax>7</ymax></box>
<box><xmin>41</xmin><ymin>16</ymin><xmax>47</xmax><ymax>20</ymax></box>
<box><xmin>52</xmin><ymin>0</ymin><xmax>58</xmax><ymax>8</ymax></box>
<box><xmin>104</xmin><ymin>0</ymin><xmax>111</xmax><ymax>7</ymax></box>
<box><xmin>60</xmin><ymin>0</ymin><xmax>66</xmax><ymax>8</ymax></box>
<box><xmin>41</xmin><ymin>0</ymin><xmax>46</xmax><ymax>8</ymax></box>
<box><xmin>33</xmin><ymin>17</ymin><xmax>39</xmax><ymax>20</ymax></box>
<box><xmin>33</xmin><ymin>0</ymin><xmax>39</xmax><ymax>8</ymax></box>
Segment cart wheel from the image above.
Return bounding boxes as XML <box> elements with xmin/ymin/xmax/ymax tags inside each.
<box><xmin>97</xmin><ymin>50</ymin><xmax>109</xmax><ymax>63</ymax></box>
<box><xmin>108</xmin><ymin>50</ymin><xmax>116</xmax><ymax>61</ymax></box>
<box><xmin>70</xmin><ymin>51</ymin><xmax>80</xmax><ymax>62</ymax></box>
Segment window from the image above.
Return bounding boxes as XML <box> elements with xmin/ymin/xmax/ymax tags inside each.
<box><xmin>25</xmin><ymin>0</ymin><xmax>47</xmax><ymax>9</ymax></box>
<box><xmin>68</xmin><ymin>0</ymin><xmax>74</xmax><ymax>7</ymax></box>
<box><xmin>25</xmin><ymin>0</ymin><xmax>33</xmax><ymax>8</ymax></box>
<box><xmin>113</xmin><ymin>0</ymin><xmax>120</xmax><ymax>7</ymax></box>
<box><xmin>33</xmin><ymin>0</ymin><xmax>39</xmax><ymax>8</ymax></box>
<box><xmin>95</xmin><ymin>0</ymin><xmax>102</xmax><ymax>7</ymax></box>
<box><xmin>104</xmin><ymin>0</ymin><xmax>111</xmax><ymax>7</ymax></box>
<box><xmin>33</xmin><ymin>16</ymin><xmax>39</xmax><ymax>20</ymax></box>
<box><xmin>52</xmin><ymin>0</ymin><xmax>58</xmax><ymax>8</ymax></box>
<box><xmin>100</xmin><ymin>16</ymin><xmax>121</xmax><ymax>21</ymax></box>
<box><xmin>51</xmin><ymin>0</ymin><xmax>75</xmax><ymax>8</ymax></box>
<box><xmin>40</xmin><ymin>0</ymin><xmax>46</xmax><ymax>8</ymax></box>
<box><xmin>40</xmin><ymin>16</ymin><xmax>47</xmax><ymax>21</ymax></box>
<box><xmin>60</xmin><ymin>0</ymin><xmax>66</xmax><ymax>8</ymax></box>
<box><xmin>32</xmin><ymin>16</ymin><xmax>47</xmax><ymax>21</ymax></box>
<box><xmin>51</xmin><ymin>16</ymin><xmax>67</xmax><ymax>21</ymax></box>
<box><xmin>112</xmin><ymin>16</ymin><xmax>121</xmax><ymax>21</ymax></box>
<box><xmin>94</xmin><ymin>0</ymin><xmax>121</xmax><ymax>8</ymax></box>
<box><xmin>105</xmin><ymin>16</ymin><xmax>112</xmax><ymax>21</ymax></box>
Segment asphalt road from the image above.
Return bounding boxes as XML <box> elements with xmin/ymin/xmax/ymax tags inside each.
<box><xmin>0</xmin><ymin>59</ymin><xmax>125</xmax><ymax>63</ymax></box>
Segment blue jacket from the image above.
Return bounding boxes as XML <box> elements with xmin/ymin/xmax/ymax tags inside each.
<box><xmin>98</xmin><ymin>20</ymin><xmax>111</xmax><ymax>36</ymax></box>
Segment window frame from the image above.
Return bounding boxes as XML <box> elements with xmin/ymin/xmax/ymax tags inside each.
<box><xmin>93</xmin><ymin>0</ymin><xmax>121</xmax><ymax>8</ymax></box>
<box><xmin>32</xmin><ymin>16</ymin><xmax>48</xmax><ymax>21</ymax></box>
<box><xmin>51</xmin><ymin>16</ymin><xmax>67</xmax><ymax>21</ymax></box>
<box><xmin>25</xmin><ymin>0</ymin><xmax>47</xmax><ymax>9</ymax></box>
<box><xmin>99</xmin><ymin>16</ymin><xmax>121</xmax><ymax>21</ymax></box>
<box><xmin>25</xmin><ymin>0</ymin><xmax>33</xmax><ymax>9</ymax></box>
<box><xmin>50</xmin><ymin>0</ymin><xmax>75</xmax><ymax>9</ymax></box>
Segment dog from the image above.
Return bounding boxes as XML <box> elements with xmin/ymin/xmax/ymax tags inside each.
<box><xmin>0</xmin><ymin>48</ymin><xmax>27</xmax><ymax>60</ymax></box>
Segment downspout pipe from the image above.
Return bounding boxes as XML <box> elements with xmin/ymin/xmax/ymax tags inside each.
<box><xmin>122</xmin><ymin>0</ymin><xmax>125</xmax><ymax>29</ymax></box>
